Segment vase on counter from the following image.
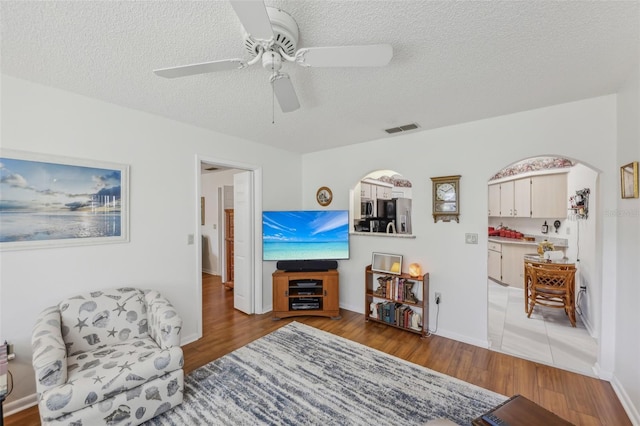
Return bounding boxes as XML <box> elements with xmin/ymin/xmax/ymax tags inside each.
<box><xmin>537</xmin><ymin>240</ymin><xmax>555</xmax><ymax>256</ymax></box>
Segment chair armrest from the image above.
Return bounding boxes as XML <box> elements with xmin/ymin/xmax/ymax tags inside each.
<box><xmin>31</xmin><ymin>306</ymin><xmax>68</xmax><ymax>393</ymax></box>
<box><xmin>145</xmin><ymin>290</ymin><xmax>182</xmax><ymax>349</ymax></box>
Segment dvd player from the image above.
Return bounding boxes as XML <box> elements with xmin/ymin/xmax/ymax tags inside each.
<box><xmin>291</xmin><ymin>302</ymin><xmax>321</xmax><ymax>310</ymax></box>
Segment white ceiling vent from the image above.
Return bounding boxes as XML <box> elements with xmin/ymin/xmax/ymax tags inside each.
<box><xmin>384</xmin><ymin>123</ymin><xmax>420</xmax><ymax>135</ymax></box>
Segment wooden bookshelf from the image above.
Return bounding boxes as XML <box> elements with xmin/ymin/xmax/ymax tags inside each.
<box><xmin>364</xmin><ymin>264</ymin><xmax>429</xmax><ymax>337</ymax></box>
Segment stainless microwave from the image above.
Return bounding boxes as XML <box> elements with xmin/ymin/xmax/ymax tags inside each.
<box><xmin>361</xmin><ymin>198</ymin><xmax>374</xmax><ymax>218</ymax></box>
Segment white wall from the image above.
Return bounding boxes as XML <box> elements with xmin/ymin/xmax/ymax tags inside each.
<box><xmin>565</xmin><ymin>163</ymin><xmax>599</xmax><ymax>335</ymax></box>
<box><xmin>2</xmin><ymin>74</ymin><xmax>637</xmax><ymax>422</ymax></box>
<box><xmin>0</xmin><ymin>76</ymin><xmax>302</xmax><ymax>409</ymax></box>
<box><xmin>302</xmin><ymin>95</ymin><xmax>620</xmax><ymax>363</ymax></box>
<box><xmin>613</xmin><ymin>61</ymin><xmax>640</xmax><ymax>422</ymax></box>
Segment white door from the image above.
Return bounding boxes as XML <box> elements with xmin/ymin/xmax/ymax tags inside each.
<box><xmin>233</xmin><ymin>171</ymin><xmax>254</xmax><ymax>314</ymax></box>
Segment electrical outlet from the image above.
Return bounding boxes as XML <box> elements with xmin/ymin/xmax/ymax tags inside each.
<box><xmin>435</xmin><ymin>292</ymin><xmax>441</xmax><ymax>304</ymax></box>
<box><xmin>566</xmin><ymin>227</ymin><xmax>571</xmax><ymax>235</ymax></box>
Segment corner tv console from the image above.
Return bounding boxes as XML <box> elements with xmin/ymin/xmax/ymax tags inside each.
<box><xmin>272</xmin><ymin>269</ymin><xmax>340</xmax><ymax>319</ymax></box>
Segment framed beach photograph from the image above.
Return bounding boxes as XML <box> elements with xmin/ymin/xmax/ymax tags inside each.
<box><xmin>0</xmin><ymin>149</ymin><xmax>130</xmax><ymax>251</ymax></box>
<box><xmin>620</xmin><ymin>161</ymin><xmax>638</xmax><ymax>199</ymax></box>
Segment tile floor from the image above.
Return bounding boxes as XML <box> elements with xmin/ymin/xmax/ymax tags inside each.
<box><xmin>488</xmin><ymin>279</ymin><xmax>598</xmax><ymax>377</ymax></box>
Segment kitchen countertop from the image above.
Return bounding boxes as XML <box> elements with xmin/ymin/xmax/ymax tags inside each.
<box><xmin>488</xmin><ymin>236</ymin><xmax>568</xmax><ymax>248</ymax></box>
<box><xmin>523</xmin><ymin>253</ymin><xmax>574</xmax><ymax>264</ymax></box>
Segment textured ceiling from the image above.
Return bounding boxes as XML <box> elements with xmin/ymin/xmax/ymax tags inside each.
<box><xmin>2</xmin><ymin>1</ymin><xmax>638</xmax><ymax>154</ymax></box>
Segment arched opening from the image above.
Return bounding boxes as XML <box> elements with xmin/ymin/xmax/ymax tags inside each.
<box><xmin>486</xmin><ymin>156</ymin><xmax>599</xmax><ymax>376</ymax></box>
<box><xmin>350</xmin><ymin>170</ymin><xmax>413</xmax><ymax>236</ymax></box>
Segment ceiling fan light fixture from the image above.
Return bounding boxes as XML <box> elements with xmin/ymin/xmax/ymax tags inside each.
<box><xmin>154</xmin><ymin>1</ymin><xmax>393</xmax><ymax>113</ymax></box>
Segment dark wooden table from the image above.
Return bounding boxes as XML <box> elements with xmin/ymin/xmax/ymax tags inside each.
<box><xmin>472</xmin><ymin>394</ymin><xmax>574</xmax><ymax>426</ymax></box>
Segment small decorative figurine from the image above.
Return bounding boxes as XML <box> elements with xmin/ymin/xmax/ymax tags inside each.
<box><xmin>410</xmin><ymin>313</ymin><xmax>422</xmax><ymax>331</ymax></box>
<box><xmin>370</xmin><ymin>302</ymin><xmax>378</xmax><ymax>319</ymax></box>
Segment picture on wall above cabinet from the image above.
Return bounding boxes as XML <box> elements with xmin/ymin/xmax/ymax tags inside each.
<box><xmin>620</xmin><ymin>161</ymin><xmax>638</xmax><ymax>199</ymax></box>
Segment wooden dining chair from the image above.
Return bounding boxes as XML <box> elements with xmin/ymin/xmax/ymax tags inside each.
<box><xmin>525</xmin><ymin>263</ymin><xmax>576</xmax><ymax>327</ymax></box>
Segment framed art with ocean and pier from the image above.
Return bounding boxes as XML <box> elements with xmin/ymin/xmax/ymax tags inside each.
<box><xmin>0</xmin><ymin>149</ymin><xmax>129</xmax><ymax>251</ymax></box>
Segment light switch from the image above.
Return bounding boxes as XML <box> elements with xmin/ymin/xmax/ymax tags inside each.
<box><xmin>187</xmin><ymin>234</ymin><xmax>195</xmax><ymax>245</ymax></box>
<box><xmin>465</xmin><ymin>233</ymin><xmax>478</xmax><ymax>244</ymax></box>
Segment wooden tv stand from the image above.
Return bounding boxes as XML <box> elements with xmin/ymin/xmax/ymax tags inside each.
<box><xmin>272</xmin><ymin>269</ymin><xmax>340</xmax><ymax>319</ymax></box>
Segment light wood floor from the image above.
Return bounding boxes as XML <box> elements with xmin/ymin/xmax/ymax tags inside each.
<box><xmin>6</xmin><ymin>273</ymin><xmax>630</xmax><ymax>425</ymax></box>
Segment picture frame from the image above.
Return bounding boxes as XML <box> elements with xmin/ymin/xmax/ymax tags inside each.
<box><xmin>0</xmin><ymin>149</ymin><xmax>130</xmax><ymax>251</ymax></box>
<box><xmin>316</xmin><ymin>186</ymin><xmax>333</xmax><ymax>206</ymax></box>
<box><xmin>620</xmin><ymin>161</ymin><xmax>639</xmax><ymax>199</ymax></box>
<box><xmin>371</xmin><ymin>252</ymin><xmax>403</xmax><ymax>275</ymax></box>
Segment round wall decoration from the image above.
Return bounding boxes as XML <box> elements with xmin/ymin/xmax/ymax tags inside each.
<box><xmin>316</xmin><ymin>186</ymin><xmax>333</xmax><ymax>206</ymax></box>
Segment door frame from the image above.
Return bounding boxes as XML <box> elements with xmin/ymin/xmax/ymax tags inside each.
<box><xmin>194</xmin><ymin>155</ymin><xmax>263</xmax><ymax>340</ymax></box>
<box><xmin>485</xmin><ymin>156</ymin><xmax>606</xmax><ymax>375</ymax></box>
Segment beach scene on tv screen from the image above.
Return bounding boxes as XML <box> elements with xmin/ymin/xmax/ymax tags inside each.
<box><xmin>263</xmin><ymin>210</ymin><xmax>349</xmax><ymax>260</ymax></box>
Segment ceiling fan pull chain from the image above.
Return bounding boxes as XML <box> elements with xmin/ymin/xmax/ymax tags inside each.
<box><xmin>272</xmin><ymin>64</ymin><xmax>275</xmax><ymax>124</ymax></box>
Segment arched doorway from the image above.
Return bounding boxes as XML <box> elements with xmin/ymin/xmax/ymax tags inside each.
<box><xmin>486</xmin><ymin>156</ymin><xmax>599</xmax><ymax>377</ymax></box>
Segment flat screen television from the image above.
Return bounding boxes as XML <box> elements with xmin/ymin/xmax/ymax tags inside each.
<box><xmin>262</xmin><ymin>210</ymin><xmax>349</xmax><ymax>261</ymax></box>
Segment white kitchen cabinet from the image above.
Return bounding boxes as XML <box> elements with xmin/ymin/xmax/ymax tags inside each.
<box><xmin>513</xmin><ymin>178</ymin><xmax>531</xmax><ymax>217</ymax></box>
<box><xmin>496</xmin><ymin>178</ymin><xmax>530</xmax><ymax>217</ymax></box>
<box><xmin>488</xmin><ymin>184</ymin><xmax>501</xmax><ymax>217</ymax></box>
<box><xmin>360</xmin><ymin>182</ymin><xmax>373</xmax><ymax>199</ymax></box>
<box><xmin>499</xmin><ymin>181</ymin><xmax>515</xmax><ymax>217</ymax></box>
<box><xmin>501</xmin><ymin>244</ymin><xmax>531</xmax><ymax>288</ymax></box>
<box><xmin>488</xmin><ymin>173</ymin><xmax>566</xmax><ymax>218</ymax></box>
<box><xmin>376</xmin><ymin>184</ymin><xmax>393</xmax><ymax>200</ymax></box>
<box><xmin>488</xmin><ymin>242</ymin><xmax>502</xmax><ymax>281</ymax></box>
<box><xmin>530</xmin><ymin>173</ymin><xmax>567</xmax><ymax>218</ymax></box>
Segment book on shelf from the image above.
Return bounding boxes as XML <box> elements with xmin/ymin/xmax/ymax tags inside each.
<box><xmin>371</xmin><ymin>301</ymin><xmax>418</xmax><ymax>330</ymax></box>
<box><xmin>372</xmin><ymin>276</ymin><xmax>419</xmax><ymax>304</ymax></box>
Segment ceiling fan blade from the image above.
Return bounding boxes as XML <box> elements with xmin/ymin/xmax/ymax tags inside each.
<box><xmin>271</xmin><ymin>73</ymin><xmax>300</xmax><ymax>113</ymax></box>
<box><xmin>154</xmin><ymin>59</ymin><xmax>247</xmax><ymax>78</ymax></box>
<box><xmin>295</xmin><ymin>44</ymin><xmax>393</xmax><ymax>67</ymax></box>
<box><xmin>229</xmin><ymin>0</ymin><xmax>274</xmax><ymax>41</ymax></box>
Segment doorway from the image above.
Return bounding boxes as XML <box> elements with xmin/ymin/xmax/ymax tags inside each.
<box><xmin>486</xmin><ymin>156</ymin><xmax>600</xmax><ymax>377</ymax></box>
<box><xmin>196</xmin><ymin>156</ymin><xmax>263</xmax><ymax>340</ymax></box>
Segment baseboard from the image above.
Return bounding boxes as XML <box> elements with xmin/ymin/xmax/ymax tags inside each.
<box><xmin>578</xmin><ymin>310</ymin><xmax>596</xmax><ymax>338</ymax></box>
<box><xmin>611</xmin><ymin>375</ymin><xmax>640</xmax><ymax>425</ymax></box>
<box><xmin>434</xmin><ymin>328</ymin><xmax>490</xmax><ymax>349</ymax></box>
<box><xmin>202</xmin><ymin>268</ymin><xmax>217</xmax><ymax>275</ymax></box>
<box><xmin>4</xmin><ymin>392</ymin><xmax>38</xmax><ymax>417</ymax></box>
<box><xmin>339</xmin><ymin>302</ymin><xmax>361</xmax><ymax>314</ymax></box>
<box><xmin>180</xmin><ymin>332</ymin><xmax>200</xmax><ymax>346</ymax></box>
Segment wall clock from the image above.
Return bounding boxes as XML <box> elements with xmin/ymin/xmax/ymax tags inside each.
<box><xmin>316</xmin><ymin>186</ymin><xmax>333</xmax><ymax>206</ymax></box>
<box><xmin>430</xmin><ymin>175</ymin><xmax>461</xmax><ymax>223</ymax></box>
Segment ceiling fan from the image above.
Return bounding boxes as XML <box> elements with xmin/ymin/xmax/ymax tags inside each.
<box><xmin>153</xmin><ymin>1</ymin><xmax>393</xmax><ymax>113</ymax></box>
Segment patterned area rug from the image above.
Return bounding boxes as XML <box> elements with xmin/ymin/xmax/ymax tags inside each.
<box><xmin>145</xmin><ymin>322</ymin><xmax>506</xmax><ymax>425</ymax></box>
